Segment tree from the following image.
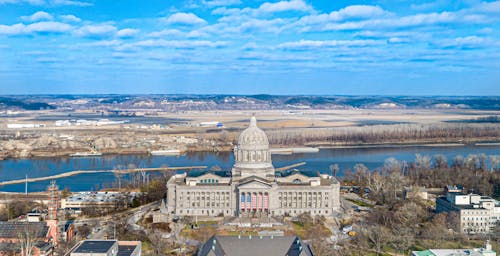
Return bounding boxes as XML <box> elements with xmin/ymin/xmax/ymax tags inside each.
<box><xmin>77</xmin><ymin>225</ymin><xmax>91</xmax><ymax>238</ymax></box>
<box><xmin>148</xmin><ymin>230</ymin><xmax>168</xmax><ymax>256</ymax></box>
<box><xmin>353</xmin><ymin>163</ymin><xmax>368</xmax><ymax>186</ymax></box>
<box><xmin>17</xmin><ymin>224</ymin><xmax>40</xmax><ymax>256</ymax></box>
<box><xmin>366</xmin><ymin>225</ymin><xmax>391</xmax><ymax>256</ymax></box>
<box><xmin>329</xmin><ymin>164</ymin><xmax>339</xmax><ymax>177</ymax></box>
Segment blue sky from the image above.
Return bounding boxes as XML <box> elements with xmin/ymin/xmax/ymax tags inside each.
<box><xmin>0</xmin><ymin>0</ymin><xmax>499</xmax><ymax>95</ymax></box>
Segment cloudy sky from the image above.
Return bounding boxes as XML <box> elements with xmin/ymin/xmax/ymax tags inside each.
<box><xmin>0</xmin><ymin>0</ymin><xmax>499</xmax><ymax>95</ymax></box>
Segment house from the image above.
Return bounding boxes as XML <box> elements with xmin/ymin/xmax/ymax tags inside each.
<box><xmin>67</xmin><ymin>240</ymin><xmax>141</xmax><ymax>256</ymax></box>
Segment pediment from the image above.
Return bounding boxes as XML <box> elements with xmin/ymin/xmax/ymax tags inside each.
<box><xmin>197</xmin><ymin>173</ymin><xmax>223</xmax><ymax>180</ymax></box>
<box><xmin>238</xmin><ymin>179</ymin><xmax>272</xmax><ymax>189</ymax></box>
<box><xmin>284</xmin><ymin>173</ymin><xmax>309</xmax><ymax>181</ymax></box>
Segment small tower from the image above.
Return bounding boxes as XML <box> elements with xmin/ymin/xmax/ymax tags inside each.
<box><xmin>47</xmin><ymin>180</ymin><xmax>59</xmax><ymax>221</ymax></box>
<box><xmin>46</xmin><ymin>180</ymin><xmax>60</xmax><ymax>244</ymax></box>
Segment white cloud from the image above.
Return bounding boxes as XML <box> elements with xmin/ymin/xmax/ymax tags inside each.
<box><xmin>59</xmin><ymin>14</ymin><xmax>81</xmax><ymax>23</ymax></box>
<box><xmin>202</xmin><ymin>0</ymin><xmax>241</xmax><ymax>7</ymax></box>
<box><xmin>0</xmin><ymin>21</ymin><xmax>72</xmax><ymax>34</ymax></box>
<box><xmin>21</xmin><ymin>11</ymin><xmax>53</xmax><ymax>22</ymax></box>
<box><xmin>0</xmin><ymin>23</ymin><xmax>26</xmax><ymax>35</ymax></box>
<box><xmin>296</xmin><ymin>9</ymin><xmax>490</xmax><ymax>32</ymax></box>
<box><xmin>149</xmin><ymin>29</ymin><xmax>208</xmax><ymax>38</ymax></box>
<box><xmin>116</xmin><ymin>28</ymin><xmax>139</xmax><ymax>38</ymax></box>
<box><xmin>26</xmin><ymin>21</ymin><xmax>72</xmax><ymax>33</ymax></box>
<box><xmin>50</xmin><ymin>0</ymin><xmax>91</xmax><ymax>6</ymax></box>
<box><xmin>278</xmin><ymin>39</ymin><xmax>383</xmax><ymax>50</ymax></box>
<box><xmin>474</xmin><ymin>1</ymin><xmax>500</xmax><ymax>13</ymax></box>
<box><xmin>238</xmin><ymin>18</ymin><xmax>287</xmax><ymax>33</ymax></box>
<box><xmin>133</xmin><ymin>39</ymin><xmax>228</xmax><ymax>48</ymax></box>
<box><xmin>295</xmin><ymin>5</ymin><xmax>388</xmax><ymax>29</ymax></box>
<box><xmin>74</xmin><ymin>24</ymin><xmax>117</xmax><ymax>37</ymax></box>
<box><xmin>387</xmin><ymin>37</ymin><xmax>410</xmax><ymax>44</ymax></box>
<box><xmin>438</xmin><ymin>36</ymin><xmax>493</xmax><ymax>49</ymax></box>
<box><xmin>333</xmin><ymin>5</ymin><xmax>387</xmax><ymax>19</ymax></box>
<box><xmin>164</xmin><ymin>12</ymin><xmax>207</xmax><ymax>25</ymax></box>
<box><xmin>258</xmin><ymin>0</ymin><xmax>312</xmax><ymax>13</ymax></box>
<box><xmin>0</xmin><ymin>0</ymin><xmax>92</xmax><ymax>6</ymax></box>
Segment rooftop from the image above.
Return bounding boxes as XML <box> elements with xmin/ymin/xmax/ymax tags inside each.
<box><xmin>0</xmin><ymin>222</ymin><xmax>49</xmax><ymax>238</ymax></box>
<box><xmin>198</xmin><ymin>235</ymin><xmax>314</xmax><ymax>256</ymax></box>
<box><xmin>72</xmin><ymin>240</ymin><xmax>116</xmax><ymax>254</ymax></box>
<box><xmin>117</xmin><ymin>245</ymin><xmax>137</xmax><ymax>256</ymax></box>
<box><xmin>275</xmin><ymin>169</ymin><xmax>319</xmax><ymax>178</ymax></box>
<box><xmin>186</xmin><ymin>170</ymin><xmax>231</xmax><ymax>178</ymax></box>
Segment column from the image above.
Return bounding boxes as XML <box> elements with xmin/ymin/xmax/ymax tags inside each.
<box><xmin>240</xmin><ymin>192</ymin><xmax>245</xmax><ymax>211</ymax></box>
<box><xmin>251</xmin><ymin>192</ymin><xmax>257</xmax><ymax>211</ymax></box>
<box><xmin>264</xmin><ymin>193</ymin><xmax>269</xmax><ymax>211</ymax></box>
<box><xmin>257</xmin><ymin>193</ymin><xmax>262</xmax><ymax>211</ymax></box>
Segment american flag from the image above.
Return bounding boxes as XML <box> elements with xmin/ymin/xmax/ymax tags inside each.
<box><xmin>246</xmin><ymin>194</ymin><xmax>251</xmax><ymax>210</ymax></box>
<box><xmin>240</xmin><ymin>194</ymin><xmax>245</xmax><ymax>209</ymax></box>
<box><xmin>251</xmin><ymin>194</ymin><xmax>257</xmax><ymax>209</ymax></box>
<box><xmin>257</xmin><ymin>194</ymin><xmax>262</xmax><ymax>210</ymax></box>
<box><xmin>263</xmin><ymin>194</ymin><xmax>269</xmax><ymax>210</ymax></box>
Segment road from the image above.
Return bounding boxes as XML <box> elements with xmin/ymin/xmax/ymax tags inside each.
<box><xmin>74</xmin><ymin>201</ymin><xmax>160</xmax><ymax>239</ymax></box>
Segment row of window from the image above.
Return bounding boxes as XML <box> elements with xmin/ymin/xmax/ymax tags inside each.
<box><xmin>180</xmin><ymin>202</ymin><xmax>231</xmax><ymax>208</ymax></box>
<box><xmin>200</xmin><ymin>179</ymin><xmax>219</xmax><ymax>184</ymax></box>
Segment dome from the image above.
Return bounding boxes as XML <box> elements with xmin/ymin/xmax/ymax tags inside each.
<box><xmin>237</xmin><ymin>116</ymin><xmax>269</xmax><ymax>151</ymax></box>
<box><xmin>232</xmin><ymin>116</ymin><xmax>274</xmax><ymax>179</ymax></box>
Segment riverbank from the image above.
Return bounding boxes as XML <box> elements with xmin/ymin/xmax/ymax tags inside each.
<box><xmin>2</xmin><ymin>139</ymin><xmax>499</xmax><ymax>161</ymax></box>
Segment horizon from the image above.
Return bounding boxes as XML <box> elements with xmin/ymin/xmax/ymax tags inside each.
<box><xmin>1</xmin><ymin>0</ymin><xmax>500</xmax><ymax>95</ymax></box>
<box><xmin>2</xmin><ymin>93</ymin><xmax>500</xmax><ymax>97</ymax></box>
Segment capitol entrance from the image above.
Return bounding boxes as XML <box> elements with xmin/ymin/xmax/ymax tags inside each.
<box><xmin>238</xmin><ymin>191</ymin><xmax>270</xmax><ymax>217</ymax></box>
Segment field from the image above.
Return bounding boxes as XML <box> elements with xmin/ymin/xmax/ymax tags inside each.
<box><xmin>0</xmin><ymin>109</ymin><xmax>499</xmax><ymax>159</ymax></box>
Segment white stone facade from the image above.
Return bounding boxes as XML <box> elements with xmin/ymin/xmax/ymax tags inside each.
<box><xmin>437</xmin><ymin>192</ymin><xmax>500</xmax><ymax>234</ymax></box>
<box><xmin>166</xmin><ymin>117</ymin><xmax>340</xmax><ymax>217</ymax></box>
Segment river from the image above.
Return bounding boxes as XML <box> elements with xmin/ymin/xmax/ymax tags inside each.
<box><xmin>0</xmin><ymin>144</ymin><xmax>498</xmax><ymax>192</ymax></box>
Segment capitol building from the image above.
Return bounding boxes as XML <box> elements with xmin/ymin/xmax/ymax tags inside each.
<box><xmin>165</xmin><ymin>117</ymin><xmax>340</xmax><ymax>217</ymax></box>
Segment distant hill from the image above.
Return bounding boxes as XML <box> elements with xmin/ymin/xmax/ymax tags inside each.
<box><xmin>0</xmin><ymin>97</ymin><xmax>55</xmax><ymax>110</ymax></box>
<box><xmin>0</xmin><ymin>95</ymin><xmax>499</xmax><ymax>111</ymax></box>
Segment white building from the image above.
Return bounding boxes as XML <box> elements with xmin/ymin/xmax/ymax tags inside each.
<box><xmin>436</xmin><ymin>191</ymin><xmax>500</xmax><ymax>234</ymax></box>
<box><xmin>166</xmin><ymin>117</ymin><xmax>340</xmax><ymax>218</ymax></box>
<box><xmin>412</xmin><ymin>241</ymin><xmax>496</xmax><ymax>256</ymax></box>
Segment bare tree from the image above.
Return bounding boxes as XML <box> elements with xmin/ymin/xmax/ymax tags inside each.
<box><xmin>329</xmin><ymin>164</ymin><xmax>339</xmax><ymax>177</ymax></box>
<box><xmin>17</xmin><ymin>223</ymin><xmax>40</xmax><ymax>256</ymax></box>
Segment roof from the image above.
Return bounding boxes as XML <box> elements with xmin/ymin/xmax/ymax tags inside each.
<box><xmin>117</xmin><ymin>245</ymin><xmax>138</xmax><ymax>256</ymax></box>
<box><xmin>73</xmin><ymin>240</ymin><xmax>117</xmax><ymax>254</ymax></box>
<box><xmin>198</xmin><ymin>235</ymin><xmax>314</xmax><ymax>256</ymax></box>
<box><xmin>276</xmin><ymin>169</ymin><xmax>319</xmax><ymax>178</ymax></box>
<box><xmin>34</xmin><ymin>241</ymin><xmax>53</xmax><ymax>252</ymax></box>
<box><xmin>412</xmin><ymin>249</ymin><xmax>493</xmax><ymax>256</ymax></box>
<box><xmin>0</xmin><ymin>222</ymin><xmax>49</xmax><ymax>238</ymax></box>
<box><xmin>187</xmin><ymin>170</ymin><xmax>231</xmax><ymax>178</ymax></box>
<box><xmin>0</xmin><ymin>242</ymin><xmax>21</xmax><ymax>253</ymax></box>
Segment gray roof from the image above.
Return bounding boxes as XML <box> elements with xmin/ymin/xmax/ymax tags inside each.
<box><xmin>117</xmin><ymin>245</ymin><xmax>137</xmax><ymax>256</ymax></box>
<box><xmin>73</xmin><ymin>240</ymin><xmax>116</xmax><ymax>254</ymax></box>
<box><xmin>0</xmin><ymin>242</ymin><xmax>21</xmax><ymax>253</ymax></box>
<box><xmin>276</xmin><ymin>169</ymin><xmax>319</xmax><ymax>178</ymax></box>
<box><xmin>198</xmin><ymin>235</ymin><xmax>314</xmax><ymax>256</ymax></box>
<box><xmin>187</xmin><ymin>170</ymin><xmax>231</xmax><ymax>178</ymax></box>
<box><xmin>0</xmin><ymin>222</ymin><xmax>49</xmax><ymax>238</ymax></box>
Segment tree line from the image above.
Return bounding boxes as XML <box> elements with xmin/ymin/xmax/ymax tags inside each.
<box><xmin>266</xmin><ymin>123</ymin><xmax>500</xmax><ymax>145</ymax></box>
